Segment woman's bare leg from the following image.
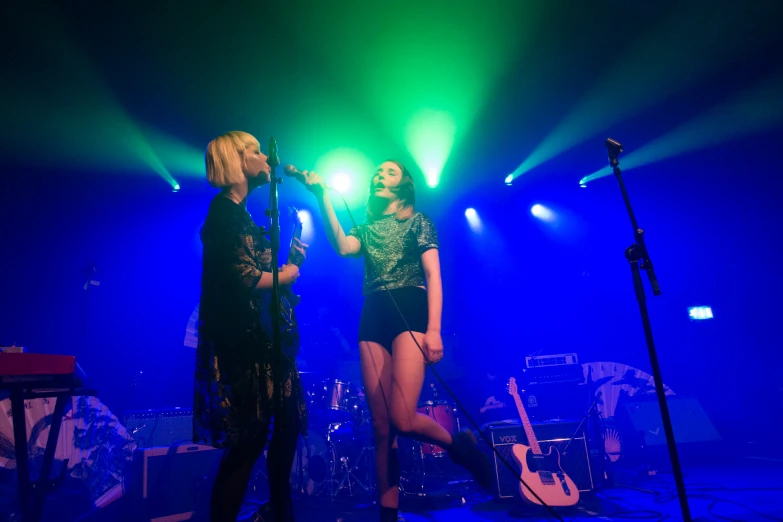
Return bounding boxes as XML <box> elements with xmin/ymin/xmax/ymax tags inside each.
<box><xmin>388</xmin><ymin>331</ymin><xmax>495</xmax><ymax>493</ymax></box>
<box><xmin>358</xmin><ymin>341</ymin><xmax>398</xmax><ymax>510</ymax></box>
<box><xmin>389</xmin><ymin>332</ymin><xmax>452</xmax><ymax>446</ymax></box>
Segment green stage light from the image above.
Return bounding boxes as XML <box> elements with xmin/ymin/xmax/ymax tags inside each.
<box><xmin>314</xmin><ymin>148</ymin><xmax>375</xmax><ymax>207</ymax></box>
<box><xmin>512</xmin><ymin>3</ymin><xmax>779</xmax><ymax>180</ymax></box>
<box><xmin>1</xmin><ymin>5</ymin><xmax>197</xmax><ymax>186</ymax></box>
<box><xmin>287</xmin><ymin>1</ymin><xmax>536</xmax><ymax>190</ymax></box>
<box><xmin>580</xmin><ymin>73</ymin><xmax>783</xmax><ymax>185</ymax></box>
<box><xmin>405</xmin><ymin>109</ymin><xmax>456</xmax><ymax>188</ymax></box>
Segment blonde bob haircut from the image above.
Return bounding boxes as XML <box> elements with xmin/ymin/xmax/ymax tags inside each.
<box><xmin>205</xmin><ymin>131</ymin><xmax>260</xmax><ymax>188</ymax></box>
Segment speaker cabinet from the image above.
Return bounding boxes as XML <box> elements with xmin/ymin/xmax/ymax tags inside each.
<box><xmin>129</xmin><ymin>444</ymin><xmax>222</xmax><ymax>522</ymax></box>
<box><xmin>616</xmin><ymin>395</ymin><xmax>721</xmax><ymax>447</ymax></box>
<box><xmin>614</xmin><ymin>395</ymin><xmax>722</xmax><ymax>469</ymax></box>
<box><xmin>124</xmin><ymin>408</ymin><xmax>194</xmax><ymax>448</ymax></box>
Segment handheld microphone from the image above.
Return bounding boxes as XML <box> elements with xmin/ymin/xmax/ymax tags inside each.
<box><xmin>283</xmin><ymin>164</ymin><xmax>303</xmax><ymax>178</ymax></box>
<box><xmin>284</xmin><ymin>164</ymin><xmax>332</xmax><ymax>191</ymax></box>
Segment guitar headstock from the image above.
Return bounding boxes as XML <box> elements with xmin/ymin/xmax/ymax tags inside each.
<box><xmin>288</xmin><ymin>206</ymin><xmax>301</xmax><ymax>224</ymax></box>
<box><xmin>508</xmin><ymin>377</ymin><xmax>519</xmax><ymax>397</ymax></box>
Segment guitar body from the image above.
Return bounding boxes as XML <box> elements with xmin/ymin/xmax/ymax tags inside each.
<box><xmin>260</xmin><ymin>285</ymin><xmax>300</xmax><ymax>348</ymax></box>
<box><xmin>259</xmin><ymin>207</ymin><xmax>303</xmax><ymax>359</ymax></box>
<box><xmin>506</xmin><ymin>377</ymin><xmax>580</xmax><ymax>507</ymax></box>
<box><xmin>511</xmin><ymin>443</ymin><xmax>579</xmax><ymax>506</ymax></box>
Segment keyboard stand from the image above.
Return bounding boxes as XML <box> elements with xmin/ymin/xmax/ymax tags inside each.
<box><xmin>4</xmin><ymin>379</ymin><xmax>97</xmax><ymax>522</ymax></box>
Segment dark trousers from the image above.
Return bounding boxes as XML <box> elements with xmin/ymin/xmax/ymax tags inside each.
<box><xmin>210</xmin><ymin>398</ymin><xmax>301</xmax><ymax>522</ymax></box>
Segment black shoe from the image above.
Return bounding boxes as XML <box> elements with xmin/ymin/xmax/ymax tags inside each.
<box><xmin>249</xmin><ymin>503</ymin><xmax>269</xmax><ymax>522</ymax></box>
<box><xmin>252</xmin><ymin>502</ymin><xmax>293</xmax><ymax>522</ymax></box>
<box><xmin>449</xmin><ymin>429</ymin><xmax>495</xmax><ymax>493</ymax></box>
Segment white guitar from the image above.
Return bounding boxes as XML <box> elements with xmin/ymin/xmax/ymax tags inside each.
<box><xmin>508</xmin><ymin>377</ymin><xmax>579</xmax><ymax>506</ymax></box>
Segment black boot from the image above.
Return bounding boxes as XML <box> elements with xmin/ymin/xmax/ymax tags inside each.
<box><xmin>380</xmin><ymin>506</ymin><xmax>398</xmax><ymax>522</ymax></box>
<box><xmin>252</xmin><ymin>501</ymin><xmax>293</xmax><ymax>522</ymax></box>
<box><xmin>448</xmin><ymin>429</ymin><xmax>495</xmax><ymax>493</ymax></box>
<box><xmin>250</xmin><ymin>502</ymin><xmax>270</xmax><ymax>522</ymax></box>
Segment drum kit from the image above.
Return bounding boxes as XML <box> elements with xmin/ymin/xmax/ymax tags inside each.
<box><xmin>277</xmin><ymin>374</ymin><xmax>463</xmax><ymax>501</ymax></box>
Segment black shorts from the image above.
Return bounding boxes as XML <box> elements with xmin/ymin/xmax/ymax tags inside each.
<box><xmin>358</xmin><ymin>286</ymin><xmax>429</xmax><ymax>353</ymax></box>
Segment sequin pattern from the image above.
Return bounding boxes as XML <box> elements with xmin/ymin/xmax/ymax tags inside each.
<box><xmin>349</xmin><ymin>212</ymin><xmax>439</xmax><ymax>295</ymax></box>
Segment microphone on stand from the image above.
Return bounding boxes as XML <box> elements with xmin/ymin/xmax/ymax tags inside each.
<box><xmin>267</xmin><ymin>136</ymin><xmax>280</xmax><ymax>168</ymax></box>
<box><xmin>605</xmin><ymin>138</ymin><xmax>623</xmax><ymax>156</ymax></box>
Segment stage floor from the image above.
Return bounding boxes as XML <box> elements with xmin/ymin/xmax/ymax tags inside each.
<box><xmin>242</xmin><ymin>458</ymin><xmax>783</xmax><ymax>521</ymax></box>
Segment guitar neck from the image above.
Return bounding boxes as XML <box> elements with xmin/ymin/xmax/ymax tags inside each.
<box><xmin>289</xmin><ymin>223</ymin><xmax>302</xmax><ymax>247</ymax></box>
<box><xmin>285</xmin><ymin>225</ymin><xmax>302</xmax><ymax>259</ymax></box>
<box><xmin>512</xmin><ymin>392</ymin><xmax>542</xmax><ymax>455</ymax></box>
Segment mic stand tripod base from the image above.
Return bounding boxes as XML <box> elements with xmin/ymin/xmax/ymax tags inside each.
<box><xmin>562</xmin><ymin>391</ymin><xmax>601</xmax><ymax>457</ymax></box>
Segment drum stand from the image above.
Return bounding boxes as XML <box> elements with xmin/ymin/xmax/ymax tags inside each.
<box><xmin>400</xmin><ymin>402</ymin><xmax>463</xmax><ymax>496</ymax></box>
<box><xmin>400</xmin><ymin>445</ymin><xmax>426</xmax><ymax>495</ymax></box>
<box><xmin>400</xmin><ymin>445</ymin><xmax>449</xmax><ymax>495</ymax></box>
<box><xmin>330</xmin><ymin>437</ymin><xmax>375</xmax><ymax>498</ymax></box>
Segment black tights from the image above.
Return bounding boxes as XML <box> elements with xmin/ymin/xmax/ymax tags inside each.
<box><xmin>210</xmin><ymin>403</ymin><xmax>301</xmax><ymax>522</ymax></box>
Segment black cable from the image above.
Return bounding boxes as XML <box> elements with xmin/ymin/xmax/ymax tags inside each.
<box><xmin>675</xmin><ymin>494</ymin><xmax>782</xmax><ymax>521</ymax></box>
<box><xmin>331</xmin><ymin>191</ymin><xmax>564</xmax><ymax>521</ymax></box>
<box><xmin>642</xmin><ymin>480</ymin><xmax>783</xmax><ymax>521</ymax></box>
<box><xmin>723</xmin><ymin>487</ymin><xmax>783</xmax><ymax>492</ymax></box>
<box><xmin>584</xmin><ymin>474</ymin><xmax>783</xmax><ymax>521</ymax></box>
<box><xmin>705</xmin><ymin>495</ymin><xmax>783</xmax><ymax>522</ymax></box>
<box><xmin>669</xmin><ymin>483</ymin><xmax>783</xmax><ymax>494</ymax></box>
<box><xmin>705</xmin><ymin>504</ymin><xmax>746</xmax><ymax>522</ymax></box>
<box><xmin>600</xmin><ymin>510</ymin><xmax>664</xmax><ymax>519</ymax></box>
<box><xmin>569</xmin><ymin>508</ymin><xmax>667</xmax><ymax>521</ymax></box>
<box><xmin>616</xmin><ymin>475</ymin><xmax>783</xmax><ymax>521</ymax></box>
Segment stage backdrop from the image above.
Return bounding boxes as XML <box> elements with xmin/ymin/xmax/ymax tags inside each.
<box><xmin>0</xmin><ymin>395</ymin><xmax>136</xmax><ymax>521</ymax></box>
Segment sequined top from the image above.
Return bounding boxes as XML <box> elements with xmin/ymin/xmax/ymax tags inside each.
<box><xmin>349</xmin><ymin>211</ymin><xmax>439</xmax><ymax>295</ymax></box>
<box><xmin>193</xmin><ymin>196</ymin><xmax>307</xmax><ymax>449</ymax></box>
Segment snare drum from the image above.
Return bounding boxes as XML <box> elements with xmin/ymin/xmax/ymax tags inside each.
<box><xmin>311</xmin><ymin>379</ymin><xmax>357</xmax><ymax>421</ymax></box>
<box><xmin>417</xmin><ymin>400</ymin><xmax>457</xmax><ymax>456</ymax></box>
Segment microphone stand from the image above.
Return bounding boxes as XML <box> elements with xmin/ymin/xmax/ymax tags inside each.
<box><xmin>605</xmin><ymin>138</ymin><xmax>691</xmax><ymax>521</ymax></box>
<box><xmin>76</xmin><ymin>262</ymin><xmax>95</xmax><ymax>384</ymax></box>
<box><xmin>561</xmin><ymin>391</ymin><xmax>601</xmax><ymax>457</ymax></box>
<box><xmin>265</xmin><ymin>137</ymin><xmax>289</xmax><ymax>522</ymax></box>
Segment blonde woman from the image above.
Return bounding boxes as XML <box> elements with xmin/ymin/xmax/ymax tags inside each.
<box><xmin>193</xmin><ymin>131</ymin><xmax>306</xmax><ymax>522</ymax></box>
